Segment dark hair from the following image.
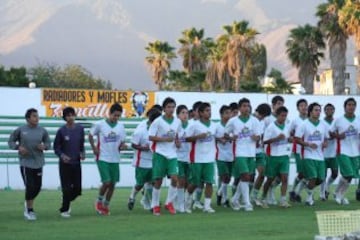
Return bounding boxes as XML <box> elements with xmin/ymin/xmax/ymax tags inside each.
<box><xmin>25</xmin><ymin>108</ymin><xmax>38</xmax><ymax>119</ymax></box>
<box><xmin>146</xmin><ymin>104</ymin><xmax>163</xmax><ymax>117</ymax></box>
<box><xmin>229</xmin><ymin>102</ymin><xmax>238</xmax><ymax>111</ymax></box>
<box><xmin>256</xmin><ymin>103</ymin><xmax>271</xmax><ymax>117</ymax></box>
<box><xmin>176</xmin><ymin>105</ymin><xmax>188</xmax><ymax>115</ymax></box>
<box><xmin>238</xmin><ymin>98</ymin><xmax>250</xmax><ymax>108</ymax></box>
<box><xmin>276</xmin><ymin>106</ymin><xmax>288</xmax><ymax>116</ymax></box>
<box><xmin>198</xmin><ymin>102</ymin><xmax>211</xmax><ymax>113</ymax></box>
<box><xmin>162</xmin><ymin>97</ymin><xmax>176</xmax><ymax>109</ymax></box>
<box><xmin>344</xmin><ymin>98</ymin><xmax>356</xmax><ymax>108</ymax></box>
<box><xmin>62</xmin><ymin>107</ymin><xmax>76</xmax><ymax>121</ymax></box>
<box><xmin>271</xmin><ymin>95</ymin><xmax>284</xmax><ymax>105</ymax></box>
<box><xmin>296</xmin><ymin>99</ymin><xmax>307</xmax><ymax>108</ymax></box>
<box><xmin>148</xmin><ymin>110</ymin><xmax>162</xmax><ymax>123</ymax></box>
<box><xmin>110</xmin><ymin>103</ymin><xmax>123</xmax><ymax>114</ymax></box>
<box><xmin>307</xmin><ymin>102</ymin><xmax>321</xmax><ymax>117</ymax></box>
<box><xmin>192</xmin><ymin>101</ymin><xmax>203</xmax><ymax>111</ymax></box>
<box><xmin>219</xmin><ymin>105</ymin><xmax>231</xmax><ymax>115</ymax></box>
<box><xmin>324</xmin><ymin>103</ymin><xmax>335</xmax><ymax>110</ymax></box>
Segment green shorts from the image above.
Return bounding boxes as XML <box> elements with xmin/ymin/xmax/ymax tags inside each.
<box><xmin>325</xmin><ymin>157</ymin><xmax>338</xmax><ymax>170</ymax></box>
<box><xmin>216</xmin><ymin>161</ymin><xmax>232</xmax><ymax>177</ymax></box>
<box><xmin>303</xmin><ymin>159</ymin><xmax>325</xmax><ymax>180</ymax></box>
<box><xmin>256</xmin><ymin>153</ymin><xmax>266</xmax><ymax>168</ymax></box>
<box><xmin>265</xmin><ymin>155</ymin><xmax>289</xmax><ymax>178</ymax></box>
<box><xmin>97</xmin><ymin>160</ymin><xmax>119</xmax><ymax>183</ymax></box>
<box><xmin>135</xmin><ymin>167</ymin><xmax>152</xmax><ymax>186</ymax></box>
<box><xmin>232</xmin><ymin>157</ymin><xmax>255</xmax><ymax>178</ymax></box>
<box><xmin>189</xmin><ymin>162</ymin><xmax>215</xmax><ymax>186</ymax></box>
<box><xmin>178</xmin><ymin>161</ymin><xmax>190</xmax><ymax>179</ymax></box>
<box><xmin>152</xmin><ymin>153</ymin><xmax>178</xmax><ymax>180</ymax></box>
<box><xmin>337</xmin><ymin>154</ymin><xmax>359</xmax><ymax>178</ymax></box>
<box><xmin>294</xmin><ymin>153</ymin><xmax>304</xmax><ymax>174</ymax></box>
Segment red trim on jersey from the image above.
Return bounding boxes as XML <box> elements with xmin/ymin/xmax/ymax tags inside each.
<box><xmin>336</xmin><ymin>138</ymin><xmax>340</xmax><ymax>155</ymax></box>
<box><xmin>266</xmin><ymin>144</ymin><xmax>271</xmax><ymax>156</ymax></box>
<box><xmin>135</xmin><ymin>149</ymin><xmax>141</xmax><ymax>167</ymax></box>
<box><xmin>215</xmin><ymin>143</ymin><xmax>219</xmax><ymax>160</ymax></box>
<box><xmin>190</xmin><ymin>142</ymin><xmax>196</xmax><ymax>163</ymax></box>
<box><xmin>292</xmin><ymin>139</ymin><xmax>296</xmax><ymax>153</ymax></box>
<box><xmin>96</xmin><ymin>134</ymin><xmax>100</xmax><ymax>161</ymax></box>
<box><xmin>151</xmin><ymin>142</ymin><xmax>156</xmax><ymax>152</ymax></box>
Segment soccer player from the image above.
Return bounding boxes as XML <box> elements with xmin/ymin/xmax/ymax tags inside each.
<box><xmin>226</xmin><ymin>98</ymin><xmax>261</xmax><ymax>211</ymax></box>
<box><xmin>289</xmin><ymin>99</ymin><xmax>308</xmax><ymax>202</ymax></box>
<box><xmin>320</xmin><ymin>103</ymin><xmax>338</xmax><ymax>201</ymax></box>
<box><xmin>175</xmin><ymin>105</ymin><xmax>191</xmax><ymax>213</ymax></box>
<box><xmin>294</xmin><ymin>103</ymin><xmax>328</xmax><ymax>206</ymax></box>
<box><xmin>128</xmin><ymin>109</ymin><xmax>161</xmax><ymax>211</ymax></box>
<box><xmin>8</xmin><ymin>108</ymin><xmax>51</xmax><ymax>221</ymax></box>
<box><xmin>330</xmin><ymin>98</ymin><xmax>360</xmax><ymax>205</ymax></box>
<box><xmin>185</xmin><ymin>102</ymin><xmax>221</xmax><ymax>213</ymax></box>
<box><xmin>215</xmin><ymin>105</ymin><xmax>233</xmax><ymax>207</ymax></box>
<box><xmin>251</xmin><ymin>103</ymin><xmax>272</xmax><ymax>206</ymax></box>
<box><xmin>262</xmin><ymin>106</ymin><xmax>291</xmax><ymax>208</ymax></box>
<box><xmin>89</xmin><ymin>103</ymin><xmax>127</xmax><ymax>215</ymax></box>
<box><xmin>148</xmin><ymin>97</ymin><xmax>182</xmax><ymax>216</ymax></box>
<box><xmin>229</xmin><ymin>102</ymin><xmax>239</xmax><ymax>117</ymax></box>
<box><xmin>54</xmin><ymin>107</ymin><xmax>85</xmax><ymax>218</ymax></box>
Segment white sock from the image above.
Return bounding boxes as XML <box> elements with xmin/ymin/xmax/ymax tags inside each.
<box><xmin>232</xmin><ymin>183</ymin><xmax>242</xmax><ymax>201</ymax></box>
<box><xmin>295</xmin><ymin>179</ymin><xmax>306</xmax><ymax>195</ymax></box>
<box><xmin>204</xmin><ymin>198</ymin><xmax>211</xmax><ymax>209</ymax></box>
<box><xmin>306</xmin><ymin>188</ymin><xmax>313</xmax><ymax>202</ymax></box>
<box><xmin>194</xmin><ymin>187</ymin><xmax>203</xmax><ymax>202</ymax></box>
<box><xmin>291</xmin><ymin>177</ymin><xmax>300</xmax><ymax>191</ymax></box>
<box><xmin>166</xmin><ymin>185</ymin><xmax>177</xmax><ymax>205</ymax></box>
<box><xmin>339</xmin><ymin>177</ymin><xmax>350</xmax><ymax>198</ymax></box>
<box><xmin>222</xmin><ymin>183</ymin><xmax>228</xmax><ymax>202</ymax></box>
<box><xmin>325</xmin><ymin>177</ymin><xmax>336</xmax><ymax>191</ymax></box>
<box><xmin>185</xmin><ymin>191</ymin><xmax>193</xmax><ymax>209</ymax></box>
<box><xmin>177</xmin><ymin>188</ymin><xmax>185</xmax><ymax>210</ymax></box>
<box><xmin>280</xmin><ymin>195</ymin><xmax>286</xmax><ymax>203</ymax></box>
<box><xmin>320</xmin><ymin>182</ymin><xmax>326</xmax><ymax>197</ymax></box>
<box><xmin>217</xmin><ymin>183</ymin><xmax>224</xmax><ymax>196</ymax></box>
<box><xmin>240</xmin><ymin>181</ymin><xmax>250</xmax><ymax>206</ymax></box>
<box><xmin>151</xmin><ymin>188</ymin><xmax>161</xmax><ymax>208</ymax></box>
<box><xmin>144</xmin><ymin>183</ymin><xmax>152</xmax><ymax>203</ymax></box>
<box><xmin>130</xmin><ymin>186</ymin><xmax>138</xmax><ymax>200</ymax></box>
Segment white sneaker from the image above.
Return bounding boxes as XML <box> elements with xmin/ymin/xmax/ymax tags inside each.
<box><xmin>254</xmin><ymin>198</ymin><xmax>263</xmax><ymax>207</ymax></box>
<box><xmin>24</xmin><ymin>210</ymin><xmax>37</xmax><ymax>221</ymax></box>
<box><xmin>341</xmin><ymin>198</ymin><xmax>350</xmax><ymax>205</ymax></box>
<box><xmin>305</xmin><ymin>199</ymin><xmax>314</xmax><ymax>206</ymax></box>
<box><xmin>244</xmin><ymin>204</ymin><xmax>253</xmax><ymax>212</ymax></box>
<box><xmin>60</xmin><ymin>211</ymin><xmax>71</xmax><ymax>218</ymax></box>
<box><xmin>335</xmin><ymin>195</ymin><xmax>342</xmax><ymax>205</ymax></box>
<box><xmin>140</xmin><ymin>198</ymin><xmax>151</xmax><ymax>210</ymax></box>
<box><xmin>192</xmin><ymin>201</ymin><xmax>204</xmax><ymax>210</ymax></box>
<box><xmin>230</xmin><ymin>198</ymin><xmax>241</xmax><ymax>211</ymax></box>
<box><xmin>203</xmin><ymin>207</ymin><xmax>215</xmax><ymax>213</ymax></box>
<box><xmin>185</xmin><ymin>198</ymin><xmax>193</xmax><ymax>213</ymax></box>
<box><xmin>279</xmin><ymin>201</ymin><xmax>291</xmax><ymax>208</ymax></box>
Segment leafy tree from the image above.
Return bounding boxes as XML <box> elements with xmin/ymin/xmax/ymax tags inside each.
<box><xmin>166</xmin><ymin>70</ymin><xmax>206</xmax><ymax>91</ymax></box>
<box><xmin>264</xmin><ymin>68</ymin><xmax>294</xmax><ymax>94</ymax></box>
<box><xmin>0</xmin><ymin>66</ymin><xmax>29</xmax><ymax>87</ymax></box>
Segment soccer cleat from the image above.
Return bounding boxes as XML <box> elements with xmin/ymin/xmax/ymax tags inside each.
<box><xmin>335</xmin><ymin>196</ymin><xmax>342</xmax><ymax>205</ymax></box>
<box><xmin>24</xmin><ymin>210</ymin><xmax>37</xmax><ymax>221</ymax></box>
<box><xmin>305</xmin><ymin>199</ymin><xmax>314</xmax><ymax>206</ymax></box>
<box><xmin>128</xmin><ymin>198</ymin><xmax>135</xmax><ymax>210</ymax></box>
<box><xmin>254</xmin><ymin>198</ymin><xmax>263</xmax><ymax>207</ymax></box>
<box><xmin>216</xmin><ymin>194</ymin><xmax>222</xmax><ymax>206</ymax></box>
<box><xmin>165</xmin><ymin>202</ymin><xmax>176</xmax><ymax>215</ymax></box>
<box><xmin>95</xmin><ymin>201</ymin><xmax>104</xmax><ymax>215</ymax></box>
<box><xmin>192</xmin><ymin>201</ymin><xmax>204</xmax><ymax>210</ymax></box>
<box><xmin>244</xmin><ymin>204</ymin><xmax>254</xmax><ymax>212</ymax></box>
<box><xmin>153</xmin><ymin>206</ymin><xmax>161</xmax><ymax>216</ymax></box>
<box><xmin>320</xmin><ymin>197</ymin><xmax>327</xmax><ymax>202</ymax></box>
<box><xmin>341</xmin><ymin>198</ymin><xmax>350</xmax><ymax>205</ymax></box>
<box><xmin>294</xmin><ymin>194</ymin><xmax>302</xmax><ymax>203</ymax></box>
<box><xmin>222</xmin><ymin>200</ymin><xmax>231</xmax><ymax>208</ymax></box>
<box><xmin>140</xmin><ymin>198</ymin><xmax>151</xmax><ymax>210</ymax></box>
<box><xmin>289</xmin><ymin>191</ymin><xmax>297</xmax><ymax>202</ymax></box>
<box><xmin>230</xmin><ymin>198</ymin><xmax>241</xmax><ymax>211</ymax></box>
<box><xmin>203</xmin><ymin>207</ymin><xmax>215</xmax><ymax>213</ymax></box>
<box><xmin>279</xmin><ymin>201</ymin><xmax>291</xmax><ymax>208</ymax></box>
<box><xmin>101</xmin><ymin>206</ymin><xmax>110</xmax><ymax>216</ymax></box>
<box><xmin>261</xmin><ymin>200</ymin><xmax>270</xmax><ymax>209</ymax></box>
<box><xmin>60</xmin><ymin>211</ymin><xmax>71</xmax><ymax>218</ymax></box>
<box><xmin>325</xmin><ymin>191</ymin><xmax>330</xmax><ymax>200</ymax></box>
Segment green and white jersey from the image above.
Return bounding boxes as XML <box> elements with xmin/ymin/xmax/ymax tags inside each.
<box><xmin>323</xmin><ymin>119</ymin><xmax>336</xmax><ymax>158</ymax></box>
<box><xmin>215</xmin><ymin>122</ymin><xmax>234</xmax><ymax>162</ymax></box>
<box><xmin>225</xmin><ymin>115</ymin><xmax>261</xmax><ymax>158</ymax></box>
<box><xmin>290</xmin><ymin>116</ymin><xmax>307</xmax><ymax>154</ymax></box>
<box><xmin>90</xmin><ymin>119</ymin><xmax>126</xmax><ymax>163</ymax></box>
<box><xmin>295</xmin><ymin>119</ymin><xmax>328</xmax><ymax>161</ymax></box>
<box><xmin>148</xmin><ymin>115</ymin><xmax>182</xmax><ymax>159</ymax></box>
<box><xmin>176</xmin><ymin>121</ymin><xmax>191</xmax><ymax>163</ymax></box>
<box><xmin>186</xmin><ymin>120</ymin><xmax>221</xmax><ymax>163</ymax></box>
<box><xmin>263</xmin><ymin>121</ymin><xmax>291</xmax><ymax>157</ymax></box>
<box><xmin>131</xmin><ymin>125</ymin><xmax>152</xmax><ymax>168</ymax></box>
<box><xmin>264</xmin><ymin>114</ymin><xmax>277</xmax><ymax>128</ymax></box>
<box><xmin>330</xmin><ymin>115</ymin><xmax>360</xmax><ymax>157</ymax></box>
<box><xmin>256</xmin><ymin>119</ymin><xmax>265</xmax><ymax>154</ymax></box>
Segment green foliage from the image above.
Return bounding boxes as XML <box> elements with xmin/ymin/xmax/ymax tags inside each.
<box><xmin>264</xmin><ymin>68</ymin><xmax>294</xmax><ymax>94</ymax></box>
<box><xmin>0</xmin><ymin>66</ymin><xmax>29</xmax><ymax>87</ymax></box>
<box><xmin>166</xmin><ymin>70</ymin><xmax>206</xmax><ymax>91</ymax></box>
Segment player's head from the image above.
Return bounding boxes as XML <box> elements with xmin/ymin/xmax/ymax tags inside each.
<box><xmin>344</xmin><ymin>97</ymin><xmax>356</xmax><ymax>115</ymax></box>
<box><xmin>148</xmin><ymin>109</ymin><xmax>162</xmax><ymax>124</ymax></box>
<box><xmin>229</xmin><ymin>102</ymin><xmax>239</xmax><ymax>117</ymax></box>
<box><xmin>307</xmin><ymin>102</ymin><xmax>321</xmax><ymax>119</ymax></box>
<box><xmin>271</xmin><ymin>95</ymin><xmax>284</xmax><ymax>112</ymax></box>
<box><xmin>176</xmin><ymin>105</ymin><xmax>189</xmax><ymax>122</ymax></box>
<box><xmin>219</xmin><ymin>105</ymin><xmax>231</xmax><ymax>122</ymax></box>
<box><xmin>296</xmin><ymin>99</ymin><xmax>308</xmax><ymax>116</ymax></box>
<box><xmin>192</xmin><ymin>101</ymin><xmax>203</xmax><ymax>120</ymax></box>
<box><xmin>324</xmin><ymin>103</ymin><xmax>335</xmax><ymax>118</ymax></box>
<box><xmin>62</xmin><ymin>107</ymin><xmax>76</xmax><ymax>123</ymax></box>
<box><xmin>146</xmin><ymin>104</ymin><xmax>162</xmax><ymax>117</ymax></box>
<box><xmin>109</xmin><ymin>103</ymin><xmax>123</xmax><ymax>123</ymax></box>
<box><xmin>275</xmin><ymin>106</ymin><xmax>288</xmax><ymax>124</ymax></box>
<box><xmin>162</xmin><ymin>97</ymin><xmax>176</xmax><ymax>116</ymax></box>
<box><xmin>25</xmin><ymin>108</ymin><xmax>39</xmax><ymax>126</ymax></box>
<box><xmin>198</xmin><ymin>102</ymin><xmax>211</xmax><ymax>120</ymax></box>
<box><xmin>238</xmin><ymin>98</ymin><xmax>251</xmax><ymax>116</ymax></box>
<box><xmin>255</xmin><ymin>103</ymin><xmax>271</xmax><ymax>120</ymax></box>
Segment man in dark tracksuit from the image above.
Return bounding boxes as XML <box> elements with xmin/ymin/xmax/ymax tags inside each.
<box><xmin>54</xmin><ymin>107</ymin><xmax>85</xmax><ymax>218</ymax></box>
<box><xmin>8</xmin><ymin>108</ymin><xmax>51</xmax><ymax>221</ymax></box>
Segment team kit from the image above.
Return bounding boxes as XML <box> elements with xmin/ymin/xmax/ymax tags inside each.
<box><xmin>8</xmin><ymin>95</ymin><xmax>360</xmax><ymax>220</ymax></box>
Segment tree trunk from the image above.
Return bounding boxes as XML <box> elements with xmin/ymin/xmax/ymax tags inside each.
<box><xmin>330</xmin><ymin>34</ymin><xmax>347</xmax><ymax>95</ymax></box>
<box><xmin>357</xmin><ymin>49</ymin><xmax>360</xmax><ymax>94</ymax></box>
<box><xmin>299</xmin><ymin>66</ymin><xmax>314</xmax><ymax>94</ymax></box>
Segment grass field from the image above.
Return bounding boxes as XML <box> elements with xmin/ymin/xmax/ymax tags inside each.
<box><xmin>0</xmin><ymin>188</ymin><xmax>359</xmax><ymax>240</ymax></box>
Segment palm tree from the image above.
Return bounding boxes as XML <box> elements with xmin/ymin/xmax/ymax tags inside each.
<box><xmin>220</xmin><ymin>21</ymin><xmax>258</xmax><ymax>91</ymax></box>
<box><xmin>286</xmin><ymin>24</ymin><xmax>326</xmax><ymax>94</ymax></box>
<box><xmin>317</xmin><ymin>0</ymin><xmax>348</xmax><ymax>94</ymax></box>
<box><xmin>243</xmin><ymin>43</ymin><xmax>267</xmax><ymax>85</ymax></box>
<box><xmin>339</xmin><ymin>0</ymin><xmax>360</xmax><ymax>90</ymax></box>
<box><xmin>145</xmin><ymin>40</ymin><xmax>176</xmax><ymax>90</ymax></box>
<box><xmin>178</xmin><ymin>28</ymin><xmax>211</xmax><ymax>74</ymax></box>
<box><xmin>264</xmin><ymin>68</ymin><xmax>294</xmax><ymax>94</ymax></box>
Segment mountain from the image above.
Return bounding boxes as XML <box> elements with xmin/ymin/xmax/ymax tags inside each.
<box><xmin>0</xmin><ymin>0</ymin><xmax>356</xmax><ymax>90</ymax></box>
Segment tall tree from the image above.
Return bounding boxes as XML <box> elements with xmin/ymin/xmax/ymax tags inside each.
<box><xmin>264</xmin><ymin>68</ymin><xmax>294</xmax><ymax>94</ymax></box>
<box><xmin>286</xmin><ymin>24</ymin><xmax>326</xmax><ymax>94</ymax></box>
<box><xmin>220</xmin><ymin>21</ymin><xmax>258</xmax><ymax>91</ymax></box>
<box><xmin>317</xmin><ymin>0</ymin><xmax>348</xmax><ymax>94</ymax></box>
<box><xmin>339</xmin><ymin>0</ymin><xmax>360</xmax><ymax>90</ymax></box>
<box><xmin>145</xmin><ymin>40</ymin><xmax>176</xmax><ymax>90</ymax></box>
